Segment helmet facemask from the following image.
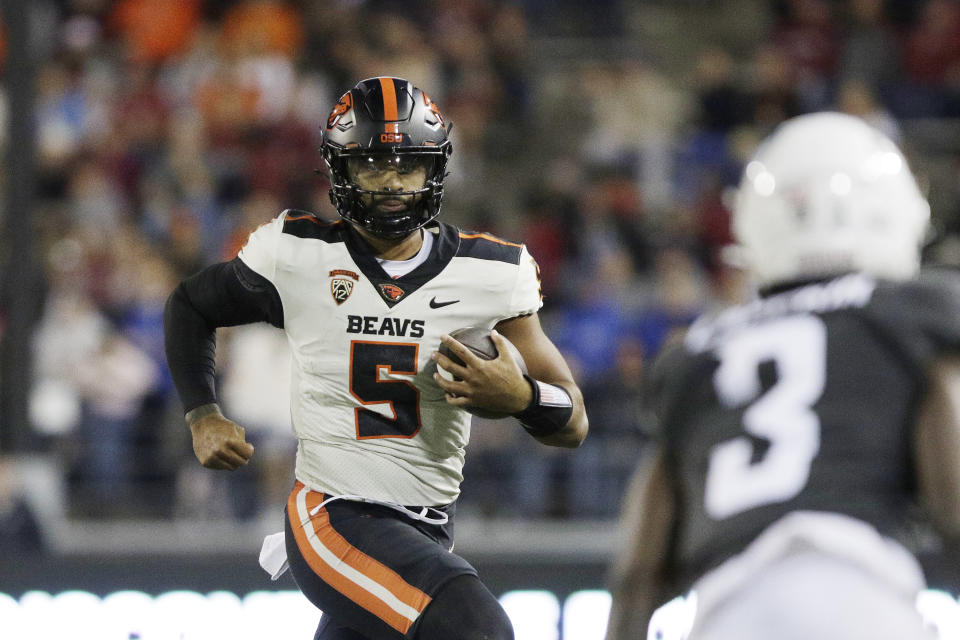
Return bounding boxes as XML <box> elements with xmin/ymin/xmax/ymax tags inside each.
<box><xmin>325</xmin><ymin>148</ymin><xmax>449</xmax><ymax>239</ymax></box>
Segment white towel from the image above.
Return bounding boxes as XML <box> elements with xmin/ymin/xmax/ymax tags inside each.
<box><xmin>258</xmin><ymin>531</ymin><xmax>289</xmax><ymax>580</ymax></box>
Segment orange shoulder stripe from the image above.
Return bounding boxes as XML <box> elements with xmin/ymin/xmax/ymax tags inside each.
<box><xmin>458</xmin><ymin>232</ymin><xmax>523</xmax><ymax>248</ymax></box>
<box><xmin>284</xmin><ymin>213</ymin><xmax>320</xmax><ymax>224</ymax></box>
<box><xmin>284</xmin><ymin>214</ymin><xmax>342</xmax><ymax>226</ymax></box>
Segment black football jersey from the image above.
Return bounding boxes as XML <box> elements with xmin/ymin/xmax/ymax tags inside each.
<box><xmin>651</xmin><ymin>269</ymin><xmax>960</xmax><ymax>590</ymax></box>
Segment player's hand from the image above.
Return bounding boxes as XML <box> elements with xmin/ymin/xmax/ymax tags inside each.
<box><xmin>432</xmin><ymin>330</ymin><xmax>533</xmax><ymax>415</ymax></box>
<box><xmin>189</xmin><ymin>413</ymin><xmax>255</xmax><ymax>470</ymax></box>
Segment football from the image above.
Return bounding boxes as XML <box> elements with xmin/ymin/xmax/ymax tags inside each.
<box><xmin>437</xmin><ymin>327</ymin><xmax>527</xmax><ymax>419</ymax></box>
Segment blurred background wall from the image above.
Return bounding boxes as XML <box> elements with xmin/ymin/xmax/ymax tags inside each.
<box><xmin>1</xmin><ymin>0</ymin><xmax>960</xmax><ymax>637</ymax></box>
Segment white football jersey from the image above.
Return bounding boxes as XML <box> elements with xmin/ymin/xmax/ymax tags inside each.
<box><xmin>239</xmin><ymin>210</ymin><xmax>543</xmax><ymax>505</ymax></box>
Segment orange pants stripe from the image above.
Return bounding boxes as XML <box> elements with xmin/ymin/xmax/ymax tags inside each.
<box><xmin>287</xmin><ymin>483</ymin><xmax>433</xmax><ymax>634</ymax></box>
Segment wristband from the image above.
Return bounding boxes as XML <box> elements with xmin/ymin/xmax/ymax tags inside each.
<box><xmin>185</xmin><ymin>402</ymin><xmax>223</xmax><ymax>425</ymax></box>
<box><xmin>514</xmin><ymin>375</ymin><xmax>573</xmax><ymax>437</ymax></box>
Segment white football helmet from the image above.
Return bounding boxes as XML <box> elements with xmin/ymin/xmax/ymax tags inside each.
<box><xmin>733</xmin><ymin>112</ymin><xmax>929</xmax><ymax>287</ymax></box>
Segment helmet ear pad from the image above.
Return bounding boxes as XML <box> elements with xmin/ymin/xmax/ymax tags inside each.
<box><xmin>321</xmin><ymin>77</ymin><xmax>453</xmax><ymax>239</ymax></box>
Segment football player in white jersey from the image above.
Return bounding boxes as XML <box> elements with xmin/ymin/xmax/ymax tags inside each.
<box><xmin>164</xmin><ymin>77</ymin><xmax>588</xmax><ymax>640</ymax></box>
<box><xmin>605</xmin><ymin>113</ymin><xmax>960</xmax><ymax>640</ymax></box>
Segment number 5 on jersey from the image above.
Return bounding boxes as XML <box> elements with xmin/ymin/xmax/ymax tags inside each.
<box><xmin>350</xmin><ymin>341</ymin><xmax>421</xmax><ymax>439</ymax></box>
<box><xmin>705</xmin><ymin>315</ymin><xmax>827</xmax><ymax>520</ymax></box>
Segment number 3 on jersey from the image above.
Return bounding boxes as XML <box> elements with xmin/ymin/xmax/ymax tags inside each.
<box><xmin>705</xmin><ymin>315</ymin><xmax>826</xmax><ymax>519</ymax></box>
<box><xmin>350</xmin><ymin>341</ymin><xmax>421</xmax><ymax>439</ymax></box>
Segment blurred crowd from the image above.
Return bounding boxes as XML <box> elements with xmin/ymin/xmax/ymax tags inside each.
<box><xmin>3</xmin><ymin>0</ymin><xmax>960</xmax><ymax>530</ymax></box>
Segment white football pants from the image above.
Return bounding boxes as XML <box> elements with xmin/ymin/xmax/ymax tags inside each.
<box><xmin>685</xmin><ymin>512</ymin><xmax>937</xmax><ymax>640</ymax></box>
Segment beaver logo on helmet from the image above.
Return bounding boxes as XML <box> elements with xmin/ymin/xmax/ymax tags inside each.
<box><xmin>320</xmin><ymin>77</ymin><xmax>453</xmax><ymax>240</ymax></box>
<box><xmin>421</xmin><ymin>91</ymin><xmax>445</xmax><ymax>127</ymax></box>
<box><xmin>327</xmin><ymin>92</ymin><xmax>354</xmax><ymax>130</ymax></box>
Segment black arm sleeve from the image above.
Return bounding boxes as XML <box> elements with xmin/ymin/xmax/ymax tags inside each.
<box><xmin>163</xmin><ymin>258</ymin><xmax>284</xmax><ymax>413</ymax></box>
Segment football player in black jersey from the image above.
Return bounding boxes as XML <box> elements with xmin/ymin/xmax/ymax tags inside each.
<box><xmin>605</xmin><ymin>112</ymin><xmax>960</xmax><ymax>640</ymax></box>
<box><xmin>164</xmin><ymin>78</ymin><xmax>588</xmax><ymax>640</ymax></box>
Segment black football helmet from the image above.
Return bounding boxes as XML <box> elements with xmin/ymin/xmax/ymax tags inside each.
<box><xmin>321</xmin><ymin>77</ymin><xmax>453</xmax><ymax>239</ymax></box>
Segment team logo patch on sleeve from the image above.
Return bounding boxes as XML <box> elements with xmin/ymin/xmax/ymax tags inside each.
<box><xmin>330</xmin><ymin>269</ymin><xmax>359</xmax><ymax>305</ymax></box>
<box><xmin>379</xmin><ymin>283</ymin><xmax>406</xmax><ymax>302</ymax></box>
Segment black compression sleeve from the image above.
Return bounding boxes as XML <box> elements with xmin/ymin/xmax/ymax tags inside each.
<box><xmin>163</xmin><ymin>258</ymin><xmax>284</xmax><ymax>413</ymax></box>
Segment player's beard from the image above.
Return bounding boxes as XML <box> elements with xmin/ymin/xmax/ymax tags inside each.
<box><xmin>364</xmin><ymin>192</ymin><xmax>424</xmax><ymax>218</ymax></box>
<box><xmin>371</xmin><ymin>195</ymin><xmax>413</xmax><ymax>215</ymax></box>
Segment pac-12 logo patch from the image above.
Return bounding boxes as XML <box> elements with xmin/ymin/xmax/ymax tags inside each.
<box><xmin>379</xmin><ymin>283</ymin><xmax>406</xmax><ymax>301</ymax></box>
<box><xmin>330</xmin><ymin>269</ymin><xmax>359</xmax><ymax>305</ymax></box>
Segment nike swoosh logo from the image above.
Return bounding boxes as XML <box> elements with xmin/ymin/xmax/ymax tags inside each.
<box><xmin>429</xmin><ymin>297</ymin><xmax>460</xmax><ymax>309</ymax></box>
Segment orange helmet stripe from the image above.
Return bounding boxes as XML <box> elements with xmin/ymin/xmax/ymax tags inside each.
<box><xmin>379</xmin><ymin>77</ymin><xmax>400</xmax><ymax>134</ymax></box>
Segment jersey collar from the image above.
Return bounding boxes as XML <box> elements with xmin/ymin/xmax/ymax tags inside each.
<box><xmin>344</xmin><ymin>222</ymin><xmax>459</xmax><ymax>308</ymax></box>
